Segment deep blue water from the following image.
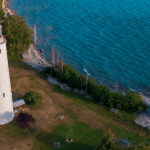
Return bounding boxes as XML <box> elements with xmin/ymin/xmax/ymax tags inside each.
<box><xmin>9</xmin><ymin>0</ymin><xmax>150</xmax><ymax>100</ymax></box>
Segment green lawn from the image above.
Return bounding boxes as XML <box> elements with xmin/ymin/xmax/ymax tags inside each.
<box><xmin>0</xmin><ymin>0</ymin><xmax>2</xmax><ymax>9</ymax></box>
<box><xmin>52</xmin><ymin>85</ymin><xmax>150</xmax><ymax>147</ymax></box>
<box><xmin>107</xmin><ymin>122</ymin><xmax>150</xmax><ymax>147</ymax></box>
<box><xmin>32</xmin><ymin>122</ymin><xmax>104</xmax><ymax>150</ymax></box>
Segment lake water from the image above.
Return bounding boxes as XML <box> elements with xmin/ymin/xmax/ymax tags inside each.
<box><xmin>9</xmin><ymin>0</ymin><xmax>150</xmax><ymax>103</ymax></box>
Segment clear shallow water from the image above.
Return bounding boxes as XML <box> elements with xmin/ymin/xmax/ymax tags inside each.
<box><xmin>9</xmin><ymin>0</ymin><xmax>150</xmax><ymax>102</ymax></box>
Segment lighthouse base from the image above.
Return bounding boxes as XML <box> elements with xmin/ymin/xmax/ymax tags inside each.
<box><xmin>0</xmin><ymin>111</ymin><xmax>14</xmax><ymax>125</ymax></box>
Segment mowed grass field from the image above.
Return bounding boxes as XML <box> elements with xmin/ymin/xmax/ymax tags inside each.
<box><xmin>0</xmin><ymin>53</ymin><xmax>149</xmax><ymax>150</ymax></box>
<box><xmin>0</xmin><ymin>0</ymin><xmax>2</xmax><ymax>9</ymax></box>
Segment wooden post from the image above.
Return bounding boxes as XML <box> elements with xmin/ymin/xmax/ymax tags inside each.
<box><xmin>57</xmin><ymin>52</ymin><xmax>59</xmax><ymax>69</ymax></box>
<box><xmin>34</xmin><ymin>24</ymin><xmax>36</xmax><ymax>44</ymax></box>
<box><xmin>86</xmin><ymin>74</ymin><xmax>88</xmax><ymax>93</ymax></box>
<box><xmin>61</xmin><ymin>58</ymin><xmax>63</xmax><ymax>74</ymax></box>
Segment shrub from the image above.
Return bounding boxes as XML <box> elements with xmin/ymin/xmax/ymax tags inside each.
<box><xmin>0</xmin><ymin>9</ymin><xmax>5</xmax><ymax>20</ymax></box>
<box><xmin>63</xmin><ymin>64</ymin><xmax>76</xmax><ymax>87</ymax></box>
<box><xmin>128</xmin><ymin>142</ymin><xmax>150</xmax><ymax>150</ymax></box>
<box><xmin>15</xmin><ymin>111</ymin><xmax>35</xmax><ymax>130</ymax></box>
<box><xmin>2</xmin><ymin>14</ymin><xmax>33</xmax><ymax>55</ymax></box>
<box><xmin>94</xmin><ymin>130</ymin><xmax>117</xmax><ymax>150</ymax></box>
<box><xmin>87</xmin><ymin>77</ymin><xmax>96</xmax><ymax>94</ymax></box>
<box><xmin>91</xmin><ymin>84</ymin><xmax>110</xmax><ymax>104</ymax></box>
<box><xmin>23</xmin><ymin>91</ymin><xmax>42</xmax><ymax>106</ymax></box>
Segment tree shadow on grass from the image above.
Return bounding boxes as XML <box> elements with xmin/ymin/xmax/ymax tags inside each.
<box><xmin>33</xmin><ymin>122</ymin><xmax>104</xmax><ymax>150</ymax></box>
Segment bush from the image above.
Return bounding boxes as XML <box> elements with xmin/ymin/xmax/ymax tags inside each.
<box><xmin>15</xmin><ymin>111</ymin><xmax>35</xmax><ymax>130</ymax></box>
<box><xmin>128</xmin><ymin>142</ymin><xmax>150</xmax><ymax>150</ymax></box>
<box><xmin>95</xmin><ymin>130</ymin><xmax>117</xmax><ymax>150</ymax></box>
<box><xmin>42</xmin><ymin>64</ymin><xmax>147</xmax><ymax>114</ymax></box>
<box><xmin>23</xmin><ymin>91</ymin><xmax>42</xmax><ymax>106</ymax></box>
<box><xmin>2</xmin><ymin>14</ymin><xmax>33</xmax><ymax>55</ymax></box>
<box><xmin>91</xmin><ymin>84</ymin><xmax>110</xmax><ymax>104</ymax></box>
<box><xmin>0</xmin><ymin>9</ymin><xmax>5</xmax><ymax>20</ymax></box>
<box><xmin>87</xmin><ymin>77</ymin><xmax>96</xmax><ymax>94</ymax></box>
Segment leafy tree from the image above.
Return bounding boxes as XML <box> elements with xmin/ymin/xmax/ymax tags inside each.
<box><xmin>0</xmin><ymin>9</ymin><xmax>5</xmax><ymax>20</ymax></box>
<box><xmin>15</xmin><ymin>111</ymin><xmax>35</xmax><ymax>130</ymax></box>
<box><xmin>87</xmin><ymin>77</ymin><xmax>96</xmax><ymax>94</ymax></box>
<box><xmin>80</xmin><ymin>74</ymin><xmax>86</xmax><ymax>90</ymax></box>
<box><xmin>23</xmin><ymin>91</ymin><xmax>42</xmax><ymax>106</ymax></box>
<box><xmin>122</xmin><ymin>89</ymin><xmax>132</xmax><ymax>111</ymax></box>
<box><xmin>91</xmin><ymin>85</ymin><xmax>102</xmax><ymax>102</ymax></box>
<box><xmin>98</xmin><ymin>84</ymin><xmax>110</xmax><ymax>104</ymax></box>
<box><xmin>63</xmin><ymin>64</ymin><xmax>76</xmax><ymax>87</ymax></box>
<box><xmin>95</xmin><ymin>130</ymin><xmax>117</xmax><ymax>150</ymax></box>
<box><xmin>2</xmin><ymin>14</ymin><xmax>33</xmax><ymax>55</ymax></box>
<box><xmin>108</xmin><ymin>96</ymin><xmax>115</xmax><ymax>108</ymax></box>
<box><xmin>73</xmin><ymin>72</ymin><xmax>83</xmax><ymax>89</ymax></box>
<box><xmin>137</xmin><ymin>142</ymin><xmax>150</xmax><ymax>150</ymax></box>
<box><xmin>128</xmin><ymin>142</ymin><xmax>150</xmax><ymax>150</ymax></box>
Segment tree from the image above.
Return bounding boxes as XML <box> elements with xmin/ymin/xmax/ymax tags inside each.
<box><xmin>85</xmin><ymin>73</ymin><xmax>89</xmax><ymax>93</ymax></box>
<box><xmin>0</xmin><ymin>9</ymin><xmax>5</xmax><ymax>20</ymax></box>
<box><xmin>57</xmin><ymin>52</ymin><xmax>60</xmax><ymax>69</ymax></box>
<box><xmin>15</xmin><ymin>111</ymin><xmax>35</xmax><ymax>130</ymax></box>
<box><xmin>95</xmin><ymin>130</ymin><xmax>117</xmax><ymax>150</ymax></box>
<box><xmin>2</xmin><ymin>14</ymin><xmax>33</xmax><ymax>55</ymax></box>
<box><xmin>87</xmin><ymin>77</ymin><xmax>96</xmax><ymax>94</ymax></box>
<box><xmin>113</xmin><ymin>82</ymin><xmax>119</xmax><ymax>92</ymax></box>
<box><xmin>49</xmin><ymin>46</ymin><xmax>55</xmax><ymax>69</ymax></box>
<box><xmin>128</xmin><ymin>142</ymin><xmax>150</xmax><ymax>150</ymax></box>
<box><xmin>57</xmin><ymin>58</ymin><xmax>65</xmax><ymax>74</ymax></box>
<box><xmin>73</xmin><ymin>72</ymin><xmax>82</xmax><ymax>89</ymax></box>
<box><xmin>23</xmin><ymin>91</ymin><xmax>42</xmax><ymax>106</ymax></box>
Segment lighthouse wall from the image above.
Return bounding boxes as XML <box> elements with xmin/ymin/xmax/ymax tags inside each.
<box><xmin>0</xmin><ymin>39</ymin><xmax>14</xmax><ymax>124</ymax></box>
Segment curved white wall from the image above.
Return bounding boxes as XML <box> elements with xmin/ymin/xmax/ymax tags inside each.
<box><xmin>0</xmin><ymin>38</ymin><xmax>14</xmax><ymax>125</ymax></box>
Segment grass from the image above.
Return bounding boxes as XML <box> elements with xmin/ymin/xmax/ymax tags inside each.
<box><xmin>3</xmin><ymin>53</ymin><xmax>150</xmax><ymax>149</ymax></box>
<box><xmin>53</xmin><ymin>85</ymin><xmax>136</xmax><ymax>124</ymax></box>
<box><xmin>8</xmin><ymin>52</ymin><xmax>23</xmax><ymax>61</ymax></box>
<box><xmin>107</xmin><ymin>122</ymin><xmax>150</xmax><ymax>147</ymax></box>
<box><xmin>0</xmin><ymin>0</ymin><xmax>2</xmax><ymax>9</ymax></box>
<box><xmin>33</xmin><ymin>116</ymin><xmax>104</xmax><ymax>150</ymax></box>
<box><xmin>53</xmin><ymin>85</ymin><xmax>150</xmax><ymax>144</ymax></box>
<box><xmin>6</xmin><ymin>124</ymin><xmax>29</xmax><ymax>139</ymax></box>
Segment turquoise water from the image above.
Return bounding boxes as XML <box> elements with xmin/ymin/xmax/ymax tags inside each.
<box><xmin>9</xmin><ymin>0</ymin><xmax>150</xmax><ymax>99</ymax></box>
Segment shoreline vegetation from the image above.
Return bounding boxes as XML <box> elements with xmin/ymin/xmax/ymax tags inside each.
<box><xmin>1</xmin><ymin>1</ymin><xmax>150</xmax><ymax>149</ymax></box>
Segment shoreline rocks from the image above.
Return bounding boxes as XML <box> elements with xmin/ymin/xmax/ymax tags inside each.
<box><xmin>22</xmin><ymin>44</ymin><xmax>52</xmax><ymax>72</ymax></box>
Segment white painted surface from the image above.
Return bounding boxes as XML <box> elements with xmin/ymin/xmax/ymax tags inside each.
<box><xmin>13</xmin><ymin>99</ymin><xmax>25</xmax><ymax>107</ymax></box>
<box><xmin>0</xmin><ymin>33</ymin><xmax>14</xmax><ymax>125</ymax></box>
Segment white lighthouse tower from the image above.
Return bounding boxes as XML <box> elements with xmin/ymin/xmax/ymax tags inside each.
<box><xmin>0</xmin><ymin>25</ymin><xmax>14</xmax><ymax>125</ymax></box>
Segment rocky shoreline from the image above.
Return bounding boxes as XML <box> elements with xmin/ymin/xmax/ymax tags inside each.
<box><xmin>2</xmin><ymin>0</ymin><xmax>15</xmax><ymax>17</ymax></box>
<box><xmin>21</xmin><ymin>44</ymin><xmax>52</xmax><ymax>72</ymax></box>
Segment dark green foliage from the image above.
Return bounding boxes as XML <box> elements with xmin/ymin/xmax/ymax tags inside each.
<box><xmin>79</xmin><ymin>74</ymin><xmax>86</xmax><ymax>90</ymax></box>
<box><xmin>2</xmin><ymin>14</ymin><xmax>33</xmax><ymax>55</ymax></box>
<box><xmin>63</xmin><ymin>64</ymin><xmax>76</xmax><ymax>87</ymax></box>
<box><xmin>15</xmin><ymin>111</ymin><xmax>35</xmax><ymax>130</ymax></box>
<box><xmin>94</xmin><ymin>130</ymin><xmax>117</xmax><ymax>150</ymax></box>
<box><xmin>128</xmin><ymin>142</ymin><xmax>150</xmax><ymax>150</ymax></box>
<box><xmin>0</xmin><ymin>8</ymin><xmax>5</xmax><ymax>20</ymax></box>
<box><xmin>43</xmin><ymin>63</ymin><xmax>147</xmax><ymax>114</ymax></box>
<box><xmin>107</xmin><ymin>91</ymin><xmax>123</xmax><ymax>109</ymax></box>
<box><xmin>87</xmin><ymin>77</ymin><xmax>96</xmax><ymax>94</ymax></box>
<box><xmin>43</xmin><ymin>67</ymin><xmax>51</xmax><ymax>74</ymax></box>
<box><xmin>91</xmin><ymin>84</ymin><xmax>110</xmax><ymax>104</ymax></box>
<box><xmin>23</xmin><ymin>91</ymin><xmax>42</xmax><ymax>106</ymax></box>
<box><xmin>72</xmin><ymin>72</ymin><xmax>83</xmax><ymax>89</ymax></box>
